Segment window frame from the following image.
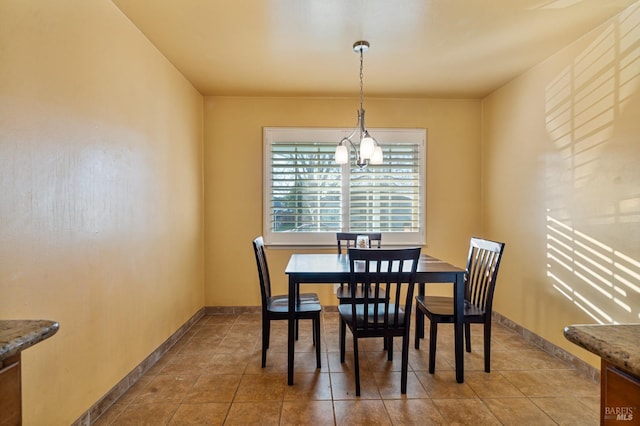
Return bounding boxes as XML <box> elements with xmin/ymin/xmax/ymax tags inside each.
<box><xmin>263</xmin><ymin>127</ymin><xmax>426</xmax><ymax>246</ymax></box>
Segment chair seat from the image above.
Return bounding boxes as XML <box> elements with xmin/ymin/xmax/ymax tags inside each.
<box><xmin>268</xmin><ymin>294</ymin><xmax>322</xmax><ymax>314</ymax></box>
<box><xmin>336</xmin><ymin>284</ymin><xmax>387</xmax><ymax>301</ymax></box>
<box><xmin>270</xmin><ymin>293</ymin><xmax>320</xmax><ymax>305</ymax></box>
<box><xmin>338</xmin><ymin>303</ymin><xmax>406</xmax><ymax>326</ymax></box>
<box><xmin>415</xmin><ymin>295</ymin><xmax>485</xmax><ymax>318</ymax></box>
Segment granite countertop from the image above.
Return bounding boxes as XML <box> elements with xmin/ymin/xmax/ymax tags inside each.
<box><xmin>564</xmin><ymin>323</ymin><xmax>640</xmax><ymax>378</ymax></box>
<box><xmin>0</xmin><ymin>320</ymin><xmax>60</xmax><ymax>362</ymax></box>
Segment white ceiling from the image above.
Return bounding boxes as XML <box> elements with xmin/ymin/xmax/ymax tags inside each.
<box><xmin>112</xmin><ymin>0</ymin><xmax>638</xmax><ymax>98</ymax></box>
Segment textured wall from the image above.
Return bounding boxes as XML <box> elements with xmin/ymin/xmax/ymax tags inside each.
<box><xmin>482</xmin><ymin>2</ymin><xmax>640</xmax><ymax>368</ymax></box>
<box><xmin>203</xmin><ymin>96</ymin><xmax>482</xmax><ymax>306</ymax></box>
<box><xmin>0</xmin><ymin>0</ymin><xmax>204</xmax><ymax>423</ymax></box>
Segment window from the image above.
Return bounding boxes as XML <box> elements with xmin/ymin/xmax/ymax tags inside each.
<box><xmin>263</xmin><ymin>127</ymin><xmax>426</xmax><ymax>246</ymax></box>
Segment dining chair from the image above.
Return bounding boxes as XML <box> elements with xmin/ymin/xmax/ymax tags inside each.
<box><xmin>336</xmin><ymin>232</ymin><xmax>389</xmax><ymax>350</ymax></box>
<box><xmin>414</xmin><ymin>237</ymin><xmax>505</xmax><ymax>374</ymax></box>
<box><xmin>339</xmin><ymin>247</ymin><xmax>421</xmax><ymax>396</ymax></box>
<box><xmin>252</xmin><ymin>236</ymin><xmax>322</xmax><ymax>369</ymax></box>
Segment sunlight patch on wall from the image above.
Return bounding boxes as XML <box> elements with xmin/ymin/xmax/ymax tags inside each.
<box><xmin>544</xmin><ymin>3</ymin><xmax>640</xmax><ymax>324</ymax></box>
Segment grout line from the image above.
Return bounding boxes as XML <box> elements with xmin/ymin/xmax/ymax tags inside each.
<box><xmin>80</xmin><ymin>308</ymin><xmax>600</xmax><ymax>424</ymax></box>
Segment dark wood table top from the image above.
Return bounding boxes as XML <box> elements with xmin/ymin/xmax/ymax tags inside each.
<box><xmin>285</xmin><ymin>253</ymin><xmax>464</xmax><ymax>282</ymax></box>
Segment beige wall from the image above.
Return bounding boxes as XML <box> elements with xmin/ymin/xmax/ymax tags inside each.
<box><xmin>204</xmin><ymin>96</ymin><xmax>482</xmax><ymax>306</ymax></box>
<box><xmin>482</xmin><ymin>3</ymin><xmax>640</xmax><ymax>368</ymax></box>
<box><xmin>0</xmin><ymin>1</ymin><xmax>204</xmax><ymax>423</ymax></box>
<box><xmin>3</xmin><ymin>0</ymin><xmax>636</xmax><ymax>422</ymax></box>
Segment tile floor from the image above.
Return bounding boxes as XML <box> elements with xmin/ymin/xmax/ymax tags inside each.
<box><xmin>95</xmin><ymin>312</ymin><xmax>600</xmax><ymax>425</ymax></box>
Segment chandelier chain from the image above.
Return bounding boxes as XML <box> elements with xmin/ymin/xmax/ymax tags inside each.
<box><xmin>359</xmin><ymin>49</ymin><xmax>364</xmax><ymax>111</ymax></box>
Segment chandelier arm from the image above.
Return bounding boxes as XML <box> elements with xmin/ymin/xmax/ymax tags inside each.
<box><xmin>343</xmin><ymin>137</ymin><xmax>359</xmax><ymax>153</ymax></box>
<box><xmin>334</xmin><ymin>40</ymin><xmax>381</xmax><ymax>169</ymax></box>
<box><xmin>344</xmin><ymin>113</ymin><xmax>361</xmax><ymax>141</ymax></box>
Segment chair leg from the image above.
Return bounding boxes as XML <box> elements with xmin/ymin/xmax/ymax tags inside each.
<box><xmin>353</xmin><ymin>335</ymin><xmax>361</xmax><ymax>397</ymax></box>
<box><xmin>387</xmin><ymin>337</ymin><xmax>393</xmax><ymax>361</ymax></box>
<box><xmin>428</xmin><ymin>320</ymin><xmax>438</xmax><ymax>374</ymax></box>
<box><xmin>401</xmin><ymin>333</ymin><xmax>410</xmax><ymax>394</ymax></box>
<box><xmin>295</xmin><ymin>318</ymin><xmax>299</xmax><ymax>341</ymax></box>
<box><xmin>414</xmin><ymin>307</ymin><xmax>423</xmax><ymax>349</ymax></box>
<box><xmin>465</xmin><ymin>322</ymin><xmax>472</xmax><ymax>353</ymax></box>
<box><xmin>262</xmin><ymin>317</ymin><xmax>270</xmax><ymax>368</ymax></box>
<box><xmin>312</xmin><ymin>317</ymin><xmax>317</xmax><ymax>346</ymax></box>
<box><xmin>339</xmin><ymin>317</ymin><xmax>346</xmax><ymax>363</ymax></box>
<box><xmin>314</xmin><ymin>315</ymin><xmax>321</xmax><ymax>369</ymax></box>
<box><xmin>484</xmin><ymin>319</ymin><xmax>492</xmax><ymax>373</ymax></box>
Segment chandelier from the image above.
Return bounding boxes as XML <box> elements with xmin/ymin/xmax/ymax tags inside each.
<box><xmin>334</xmin><ymin>40</ymin><xmax>383</xmax><ymax>168</ymax></box>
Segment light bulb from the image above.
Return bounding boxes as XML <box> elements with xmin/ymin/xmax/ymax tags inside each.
<box><xmin>360</xmin><ymin>132</ymin><xmax>375</xmax><ymax>159</ymax></box>
<box><xmin>370</xmin><ymin>146</ymin><xmax>383</xmax><ymax>164</ymax></box>
<box><xmin>335</xmin><ymin>144</ymin><xmax>349</xmax><ymax>164</ymax></box>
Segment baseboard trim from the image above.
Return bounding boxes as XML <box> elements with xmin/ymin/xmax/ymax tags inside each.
<box><xmin>73</xmin><ymin>308</ymin><xmax>205</xmax><ymax>426</ymax></box>
<box><xmin>492</xmin><ymin>311</ymin><xmax>600</xmax><ymax>383</ymax></box>
<box><xmin>204</xmin><ymin>305</ymin><xmax>261</xmax><ymax>314</ymax></box>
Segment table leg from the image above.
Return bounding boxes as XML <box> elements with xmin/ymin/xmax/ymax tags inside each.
<box><xmin>287</xmin><ymin>276</ymin><xmax>296</xmax><ymax>386</ymax></box>
<box><xmin>454</xmin><ymin>272</ymin><xmax>465</xmax><ymax>383</ymax></box>
<box><xmin>417</xmin><ymin>282</ymin><xmax>425</xmax><ymax>339</ymax></box>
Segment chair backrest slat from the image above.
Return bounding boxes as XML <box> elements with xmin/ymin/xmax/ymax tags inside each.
<box><xmin>337</xmin><ymin>232</ymin><xmax>382</xmax><ymax>254</ymax></box>
<box><xmin>347</xmin><ymin>247</ymin><xmax>421</xmax><ymax>334</ymax></box>
<box><xmin>252</xmin><ymin>236</ymin><xmax>271</xmax><ymax>308</ymax></box>
<box><xmin>465</xmin><ymin>237</ymin><xmax>505</xmax><ymax>312</ymax></box>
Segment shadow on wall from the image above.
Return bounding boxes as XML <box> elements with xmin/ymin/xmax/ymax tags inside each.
<box><xmin>544</xmin><ymin>3</ymin><xmax>640</xmax><ymax>324</ymax></box>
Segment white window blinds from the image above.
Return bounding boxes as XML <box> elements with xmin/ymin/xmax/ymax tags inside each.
<box><xmin>264</xmin><ymin>128</ymin><xmax>426</xmax><ymax>246</ymax></box>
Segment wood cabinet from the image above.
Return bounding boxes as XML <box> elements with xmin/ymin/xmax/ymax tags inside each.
<box><xmin>0</xmin><ymin>354</ymin><xmax>21</xmax><ymax>426</ymax></box>
<box><xmin>601</xmin><ymin>360</ymin><xmax>640</xmax><ymax>425</ymax></box>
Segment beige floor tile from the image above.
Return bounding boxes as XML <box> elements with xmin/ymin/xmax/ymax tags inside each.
<box><xmin>464</xmin><ymin>371</ymin><xmax>525</xmax><ymax>398</ymax></box>
<box><xmin>234</xmin><ymin>313</ymin><xmax>262</xmax><ymax>324</ymax></box>
<box><xmin>214</xmin><ymin>334</ymin><xmax>258</xmax><ymax>354</ymax></box>
<box><xmin>530</xmin><ymin>396</ymin><xmax>600</xmax><ymax>425</ymax></box>
<box><xmin>415</xmin><ymin>370</ymin><xmax>478</xmax><ymax>399</ymax></box>
<box><xmin>145</xmin><ymin>352</ymin><xmax>177</xmax><ymax>376</ymax></box>
<box><xmin>224</xmin><ymin>401</ymin><xmax>281</xmax><ymax>425</ymax></box>
<box><xmin>500</xmin><ymin>369</ymin><xmax>599</xmax><ymax>397</ymax></box>
<box><xmin>327</xmin><ymin>350</ymin><xmax>374</xmax><ymax>374</ymax></box>
<box><xmin>490</xmin><ymin>348</ymin><xmax>572</xmax><ymax>370</ymax></box>
<box><xmin>96</xmin><ymin>313</ymin><xmax>601</xmax><ymax>425</ymax></box>
<box><xmin>161</xmin><ymin>351</ymin><xmax>215</xmax><ymax>374</ymax></box>
<box><xmin>133</xmin><ymin>374</ymin><xmax>199</xmax><ymax>404</ymax></box>
<box><xmin>364</xmin><ymin>348</ymin><xmax>411</xmax><ymax>373</ymax></box>
<box><xmin>283</xmin><ymin>372</ymin><xmax>332</xmax><ymax>400</ymax></box>
<box><xmin>92</xmin><ymin>402</ymin><xmax>128</xmax><ymax>425</ymax></box>
<box><xmin>205</xmin><ymin>314</ymin><xmax>239</xmax><ymax>326</ymax></box>
<box><xmin>183</xmin><ymin>373</ymin><xmax>241</xmax><ymax>403</ymax></box>
<box><xmin>373</xmin><ymin>371</ymin><xmax>428</xmax><ymax>399</ymax></box>
<box><xmin>330</xmin><ymin>371</ymin><xmax>382</xmax><ymax>399</ymax></box>
<box><xmin>246</xmin><ymin>349</ymin><xmax>289</xmax><ymax>374</ymax></box>
<box><xmin>432</xmin><ymin>398</ymin><xmax>502</xmax><ymax>425</ymax></box>
<box><xmin>230</xmin><ymin>322</ymin><xmax>263</xmax><ymax>337</ymax></box>
<box><xmin>208</xmin><ymin>351</ymin><xmax>251</xmax><ymax>374</ymax></box>
<box><xmin>280</xmin><ymin>400</ymin><xmax>335</xmax><ymax>425</ymax></box>
<box><xmin>576</xmin><ymin>395</ymin><xmax>600</xmax><ymax>412</ymax></box>
<box><xmin>234</xmin><ymin>373</ymin><xmax>287</xmax><ymax>401</ymax></box>
<box><xmin>383</xmin><ymin>398</ymin><xmax>446</xmax><ymax>425</ymax></box>
<box><xmin>334</xmin><ymin>399</ymin><xmax>392</xmax><ymax>425</ymax></box>
<box><xmin>408</xmin><ymin>347</ymin><xmax>454</xmax><ymax>372</ymax></box>
<box><xmin>483</xmin><ymin>397</ymin><xmax>556</xmax><ymax>425</ymax></box>
<box><xmin>179</xmin><ymin>338</ymin><xmax>224</xmax><ymax>355</ymax></box>
<box><xmin>109</xmin><ymin>401</ymin><xmax>180</xmax><ymax>425</ymax></box>
<box><xmin>114</xmin><ymin>375</ymin><xmax>154</xmax><ymax>406</ymax></box>
<box><xmin>168</xmin><ymin>402</ymin><xmax>230</xmax><ymax>425</ymax></box>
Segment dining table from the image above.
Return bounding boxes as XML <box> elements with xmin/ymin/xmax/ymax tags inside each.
<box><xmin>285</xmin><ymin>253</ymin><xmax>466</xmax><ymax>385</ymax></box>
